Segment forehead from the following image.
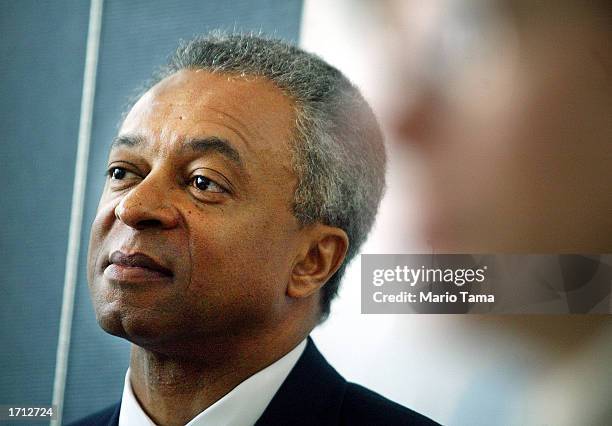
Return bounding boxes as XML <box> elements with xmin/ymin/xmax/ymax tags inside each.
<box><xmin>119</xmin><ymin>69</ymin><xmax>296</xmax><ymax>161</ymax></box>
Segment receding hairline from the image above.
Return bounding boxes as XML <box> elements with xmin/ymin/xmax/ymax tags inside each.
<box><xmin>128</xmin><ymin>67</ymin><xmax>301</xmax><ymax>145</ymax></box>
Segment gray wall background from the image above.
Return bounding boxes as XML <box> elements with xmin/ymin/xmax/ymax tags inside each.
<box><xmin>0</xmin><ymin>0</ymin><xmax>303</xmax><ymax>423</ymax></box>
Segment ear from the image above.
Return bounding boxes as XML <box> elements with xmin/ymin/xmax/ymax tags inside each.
<box><xmin>288</xmin><ymin>225</ymin><xmax>349</xmax><ymax>299</ymax></box>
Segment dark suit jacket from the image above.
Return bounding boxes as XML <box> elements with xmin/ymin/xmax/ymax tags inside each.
<box><xmin>69</xmin><ymin>338</ymin><xmax>439</xmax><ymax>426</ymax></box>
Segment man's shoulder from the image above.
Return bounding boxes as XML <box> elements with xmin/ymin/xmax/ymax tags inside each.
<box><xmin>66</xmin><ymin>402</ymin><xmax>120</xmax><ymax>426</ymax></box>
<box><xmin>341</xmin><ymin>382</ymin><xmax>439</xmax><ymax>426</ymax></box>
<box><xmin>257</xmin><ymin>337</ymin><xmax>440</xmax><ymax>425</ymax></box>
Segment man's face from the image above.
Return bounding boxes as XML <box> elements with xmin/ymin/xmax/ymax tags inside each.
<box><xmin>387</xmin><ymin>1</ymin><xmax>612</xmax><ymax>251</ymax></box>
<box><xmin>87</xmin><ymin>70</ymin><xmax>303</xmax><ymax>351</ymax></box>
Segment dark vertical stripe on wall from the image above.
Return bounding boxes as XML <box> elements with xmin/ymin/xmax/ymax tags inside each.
<box><xmin>62</xmin><ymin>0</ymin><xmax>303</xmax><ymax>422</ymax></box>
<box><xmin>0</xmin><ymin>2</ymin><xmax>90</xmax><ymax>425</ymax></box>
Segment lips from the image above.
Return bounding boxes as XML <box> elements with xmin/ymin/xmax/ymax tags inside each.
<box><xmin>105</xmin><ymin>251</ymin><xmax>173</xmax><ymax>281</ymax></box>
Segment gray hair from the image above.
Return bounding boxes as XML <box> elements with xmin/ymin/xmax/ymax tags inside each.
<box><xmin>133</xmin><ymin>32</ymin><xmax>386</xmax><ymax>321</ymax></box>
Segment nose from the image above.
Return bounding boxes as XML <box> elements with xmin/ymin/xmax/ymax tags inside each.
<box><xmin>114</xmin><ymin>175</ymin><xmax>180</xmax><ymax>230</ymax></box>
<box><xmin>393</xmin><ymin>87</ymin><xmax>439</xmax><ymax>149</ymax></box>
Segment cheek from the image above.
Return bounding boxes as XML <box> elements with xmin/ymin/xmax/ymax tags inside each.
<box><xmin>87</xmin><ymin>200</ymin><xmax>118</xmax><ymax>284</ymax></box>
<box><xmin>185</xmin><ymin>212</ymin><xmax>296</xmax><ymax>305</ymax></box>
<box><xmin>425</xmin><ymin>86</ymin><xmax>532</xmax><ymax>242</ymax></box>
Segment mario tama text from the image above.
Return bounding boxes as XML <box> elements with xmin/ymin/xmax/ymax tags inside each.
<box><xmin>361</xmin><ymin>254</ymin><xmax>496</xmax><ymax>314</ymax></box>
<box><xmin>361</xmin><ymin>254</ymin><xmax>612</xmax><ymax>314</ymax></box>
<box><xmin>372</xmin><ymin>265</ymin><xmax>493</xmax><ymax>304</ymax></box>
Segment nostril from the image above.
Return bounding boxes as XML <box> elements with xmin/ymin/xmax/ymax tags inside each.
<box><xmin>135</xmin><ymin>219</ymin><xmax>163</xmax><ymax>229</ymax></box>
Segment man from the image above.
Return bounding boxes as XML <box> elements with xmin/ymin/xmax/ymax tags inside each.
<box><xmin>386</xmin><ymin>0</ymin><xmax>612</xmax><ymax>253</ymax></box>
<box><xmin>71</xmin><ymin>33</ymin><xmax>437</xmax><ymax>426</ymax></box>
<box><xmin>374</xmin><ymin>1</ymin><xmax>611</xmax><ymax>424</ymax></box>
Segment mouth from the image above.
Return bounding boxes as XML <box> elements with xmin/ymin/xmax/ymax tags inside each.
<box><xmin>103</xmin><ymin>250</ymin><xmax>173</xmax><ymax>283</ymax></box>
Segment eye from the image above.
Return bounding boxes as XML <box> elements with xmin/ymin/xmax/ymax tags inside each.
<box><xmin>190</xmin><ymin>175</ymin><xmax>226</xmax><ymax>193</ymax></box>
<box><xmin>108</xmin><ymin>166</ymin><xmax>128</xmax><ymax>180</ymax></box>
<box><xmin>106</xmin><ymin>166</ymin><xmax>140</xmax><ymax>189</ymax></box>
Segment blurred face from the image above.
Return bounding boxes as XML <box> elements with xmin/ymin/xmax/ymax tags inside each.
<box><xmin>87</xmin><ymin>70</ymin><xmax>303</xmax><ymax>351</ymax></box>
<box><xmin>389</xmin><ymin>1</ymin><xmax>612</xmax><ymax>251</ymax></box>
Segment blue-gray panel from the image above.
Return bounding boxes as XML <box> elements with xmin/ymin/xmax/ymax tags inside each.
<box><xmin>0</xmin><ymin>0</ymin><xmax>89</xmax><ymax>420</ymax></box>
<box><xmin>63</xmin><ymin>0</ymin><xmax>303</xmax><ymax>422</ymax></box>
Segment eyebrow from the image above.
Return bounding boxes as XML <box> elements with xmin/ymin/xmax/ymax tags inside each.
<box><xmin>181</xmin><ymin>137</ymin><xmax>243</xmax><ymax>168</ymax></box>
<box><xmin>110</xmin><ymin>134</ymin><xmax>244</xmax><ymax>169</ymax></box>
<box><xmin>110</xmin><ymin>134</ymin><xmax>146</xmax><ymax>150</ymax></box>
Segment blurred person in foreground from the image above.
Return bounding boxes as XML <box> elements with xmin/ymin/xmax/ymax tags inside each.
<box><xmin>71</xmin><ymin>33</ymin><xmax>437</xmax><ymax>426</ymax></box>
<box><xmin>388</xmin><ymin>0</ymin><xmax>611</xmax><ymax>252</ymax></box>
<box><xmin>379</xmin><ymin>1</ymin><xmax>611</xmax><ymax>424</ymax></box>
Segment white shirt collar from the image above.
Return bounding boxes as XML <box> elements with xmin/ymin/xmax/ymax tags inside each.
<box><xmin>118</xmin><ymin>339</ymin><xmax>307</xmax><ymax>426</ymax></box>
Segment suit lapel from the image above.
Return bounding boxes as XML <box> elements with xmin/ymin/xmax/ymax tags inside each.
<box><xmin>254</xmin><ymin>337</ymin><xmax>347</xmax><ymax>426</ymax></box>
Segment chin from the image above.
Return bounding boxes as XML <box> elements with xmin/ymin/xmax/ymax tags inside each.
<box><xmin>94</xmin><ymin>301</ymin><xmax>167</xmax><ymax>346</ymax></box>
<box><xmin>94</xmin><ymin>303</ymin><xmax>130</xmax><ymax>339</ymax></box>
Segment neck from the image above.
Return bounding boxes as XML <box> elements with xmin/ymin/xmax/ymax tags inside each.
<box><xmin>128</xmin><ymin>333</ymin><xmax>306</xmax><ymax>426</ymax></box>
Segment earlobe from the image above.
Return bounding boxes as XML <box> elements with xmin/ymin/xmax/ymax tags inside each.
<box><xmin>288</xmin><ymin>226</ymin><xmax>349</xmax><ymax>299</ymax></box>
